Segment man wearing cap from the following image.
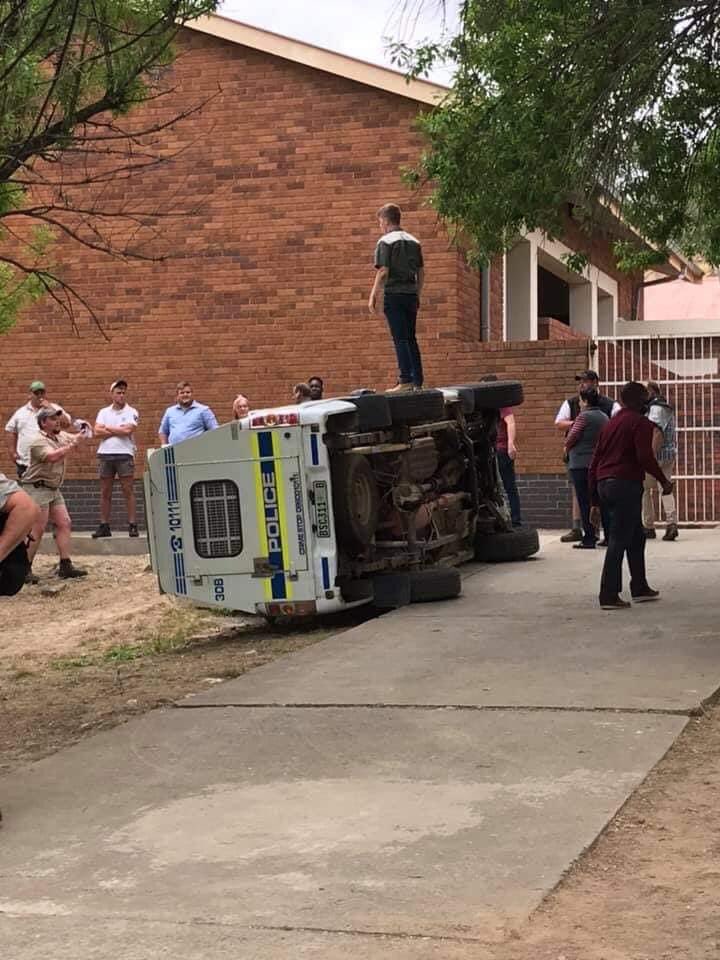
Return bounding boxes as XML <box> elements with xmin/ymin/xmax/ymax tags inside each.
<box><xmin>92</xmin><ymin>380</ymin><xmax>140</xmax><ymax>538</ymax></box>
<box><xmin>5</xmin><ymin>381</ymin><xmax>72</xmax><ymax>478</ymax></box>
<box><xmin>555</xmin><ymin>371</ymin><xmax>619</xmax><ymax>542</ymax></box>
<box><xmin>21</xmin><ymin>407</ymin><xmax>87</xmax><ymax>580</ymax></box>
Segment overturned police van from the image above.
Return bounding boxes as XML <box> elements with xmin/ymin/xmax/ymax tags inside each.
<box><xmin>144</xmin><ymin>382</ymin><xmax>539</xmax><ymax>618</ymax></box>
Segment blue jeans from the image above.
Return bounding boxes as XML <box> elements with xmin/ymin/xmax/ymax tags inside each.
<box><xmin>384</xmin><ymin>292</ymin><xmax>423</xmax><ymax>386</ymax></box>
<box><xmin>497</xmin><ymin>451</ymin><xmax>522</xmax><ymax>526</ymax></box>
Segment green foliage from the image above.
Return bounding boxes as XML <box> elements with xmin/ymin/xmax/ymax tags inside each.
<box><xmin>0</xmin><ymin>0</ymin><xmax>218</xmax><ymax>332</ymax></box>
<box><xmin>396</xmin><ymin>1</ymin><xmax>720</xmax><ymax>268</ymax></box>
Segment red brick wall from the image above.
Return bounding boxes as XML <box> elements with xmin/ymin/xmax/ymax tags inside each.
<box><xmin>0</xmin><ymin>30</ymin><xmax>467</xmax><ymax>480</ymax></box>
<box><xmin>0</xmin><ymin>29</ymin><xmax>596</xmax><ymax>490</ymax></box>
<box><xmin>538</xmin><ymin>316</ymin><xmax>589</xmax><ymax>342</ymax></box>
<box><xmin>436</xmin><ymin>338</ymin><xmax>590</xmax><ymax>474</ymax></box>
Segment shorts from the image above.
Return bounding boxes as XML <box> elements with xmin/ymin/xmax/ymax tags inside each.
<box><xmin>22</xmin><ymin>482</ymin><xmax>65</xmax><ymax>509</ymax></box>
<box><xmin>98</xmin><ymin>454</ymin><xmax>135</xmax><ymax>479</ymax></box>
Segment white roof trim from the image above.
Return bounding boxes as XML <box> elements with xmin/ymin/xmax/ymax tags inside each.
<box><xmin>186</xmin><ymin>14</ymin><xmax>448</xmax><ymax>106</ymax></box>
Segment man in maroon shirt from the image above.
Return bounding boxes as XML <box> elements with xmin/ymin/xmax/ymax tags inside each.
<box><xmin>589</xmin><ymin>381</ymin><xmax>673</xmax><ymax>610</ymax></box>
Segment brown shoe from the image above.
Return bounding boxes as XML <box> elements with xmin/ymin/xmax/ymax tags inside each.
<box><xmin>386</xmin><ymin>382</ymin><xmax>414</xmax><ymax>393</ymax></box>
<box><xmin>560</xmin><ymin>528</ymin><xmax>582</xmax><ymax>543</ymax></box>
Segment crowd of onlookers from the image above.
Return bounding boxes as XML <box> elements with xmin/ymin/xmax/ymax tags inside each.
<box><xmin>0</xmin><ymin>195</ymin><xmax>682</xmax><ymax>608</ymax></box>
<box><xmin>0</xmin><ymin>375</ymin><xmax>325</xmax><ymax>590</ymax></box>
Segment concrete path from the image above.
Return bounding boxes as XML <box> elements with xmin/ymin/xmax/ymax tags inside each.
<box><xmin>37</xmin><ymin>531</ymin><xmax>148</xmax><ymax>556</ymax></box>
<box><xmin>1</xmin><ymin>530</ymin><xmax>718</xmax><ymax>958</ymax></box>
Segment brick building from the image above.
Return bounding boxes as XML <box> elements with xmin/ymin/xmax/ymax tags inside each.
<box><xmin>0</xmin><ymin>14</ymin><xmax>681</xmax><ymax>528</ymax></box>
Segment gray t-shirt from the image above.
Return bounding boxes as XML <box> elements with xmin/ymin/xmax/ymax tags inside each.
<box><xmin>374</xmin><ymin>229</ymin><xmax>424</xmax><ymax>295</ymax></box>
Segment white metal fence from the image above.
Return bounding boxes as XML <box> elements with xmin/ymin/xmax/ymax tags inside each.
<box><xmin>595</xmin><ymin>335</ymin><xmax>720</xmax><ymax>524</ymax></box>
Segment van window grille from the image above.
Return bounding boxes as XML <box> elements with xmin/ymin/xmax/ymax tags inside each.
<box><xmin>190</xmin><ymin>480</ymin><xmax>242</xmax><ymax>558</ymax></box>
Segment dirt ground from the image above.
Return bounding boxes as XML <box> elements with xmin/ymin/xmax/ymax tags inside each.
<box><xmin>1</xmin><ymin>557</ymin><xmax>719</xmax><ymax>958</ymax></box>
<box><xmin>0</xmin><ymin>555</ymin><xmax>367</xmax><ymax>773</ymax></box>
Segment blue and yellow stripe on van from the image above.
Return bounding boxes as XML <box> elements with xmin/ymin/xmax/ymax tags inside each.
<box><xmin>253</xmin><ymin>431</ymin><xmax>293</xmax><ymax>601</ymax></box>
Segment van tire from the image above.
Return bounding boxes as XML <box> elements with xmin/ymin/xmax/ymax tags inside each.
<box><xmin>338</xmin><ymin>394</ymin><xmax>392</xmax><ymax>432</ymax></box>
<box><xmin>460</xmin><ymin>381</ymin><xmax>524</xmax><ymax>410</ymax></box>
<box><xmin>409</xmin><ymin>566</ymin><xmax>462</xmax><ymax>602</ymax></box>
<box><xmin>371</xmin><ymin>572</ymin><xmax>411</xmax><ymax>609</ymax></box>
<box><xmin>331</xmin><ymin>455</ymin><xmax>380</xmax><ymax>556</ymax></box>
<box><xmin>474</xmin><ymin>527</ymin><xmax>540</xmax><ymax>562</ymax></box>
<box><xmin>339</xmin><ymin>578</ymin><xmax>374</xmax><ymax>603</ymax></box>
<box><xmin>386</xmin><ymin>389</ymin><xmax>446</xmax><ymax>426</ymax></box>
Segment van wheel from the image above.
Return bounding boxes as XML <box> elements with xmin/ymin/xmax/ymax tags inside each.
<box><xmin>371</xmin><ymin>572</ymin><xmax>411</xmax><ymax>609</ymax></box>
<box><xmin>409</xmin><ymin>566</ymin><xmax>462</xmax><ymax>602</ymax></box>
<box><xmin>474</xmin><ymin>527</ymin><xmax>540</xmax><ymax>562</ymax></box>
<box><xmin>337</xmin><ymin>394</ymin><xmax>392</xmax><ymax>431</ymax></box>
<box><xmin>459</xmin><ymin>381</ymin><xmax>524</xmax><ymax>410</ymax></box>
<box><xmin>385</xmin><ymin>389</ymin><xmax>446</xmax><ymax>426</ymax></box>
<box><xmin>331</xmin><ymin>455</ymin><xmax>380</xmax><ymax>556</ymax></box>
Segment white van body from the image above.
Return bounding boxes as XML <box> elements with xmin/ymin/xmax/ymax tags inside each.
<box><xmin>144</xmin><ymin>384</ymin><xmax>537</xmax><ymax>618</ymax></box>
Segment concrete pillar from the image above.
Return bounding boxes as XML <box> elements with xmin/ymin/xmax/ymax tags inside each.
<box><xmin>598</xmin><ymin>291</ymin><xmax>615</xmax><ymax>336</ymax></box>
<box><xmin>569</xmin><ymin>278</ymin><xmax>597</xmax><ymax>337</ymax></box>
<box><xmin>506</xmin><ymin>239</ymin><xmax>538</xmax><ymax>340</ymax></box>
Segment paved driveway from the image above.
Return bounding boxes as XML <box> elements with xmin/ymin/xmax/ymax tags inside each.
<box><xmin>1</xmin><ymin>530</ymin><xmax>718</xmax><ymax>958</ymax></box>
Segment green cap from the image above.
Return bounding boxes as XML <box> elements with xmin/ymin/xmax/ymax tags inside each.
<box><xmin>29</xmin><ymin>380</ymin><xmax>45</xmax><ymax>392</ymax></box>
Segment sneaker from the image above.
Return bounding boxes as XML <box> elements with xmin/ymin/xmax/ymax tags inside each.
<box><xmin>663</xmin><ymin>523</ymin><xmax>679</xmax><ymax>541</ymax></box>
<box><xmin>632</xmin><ymin>587</ymin><xmax>660</xmax><ymax>602</ymax></box>
<box><xmin>386</xmin><ymin>382</ymin><xmax>415</xmax><ymax>393</ymax></box>
<box><xmin>560</xmin><ymin>529</ymin><xmax>582</xmax><ymax>543</ymax></box>
<box><xmin>91</xmin><ymin>523</ymin><xmax>111</xmax><ymax>539</ymax></box>
<box><xmin>573</xmin><ymin>542</ymin><xmax>596</xmax><ymax>549</ymax></box>
<box><xmin>128</xmin><ymin>523</ymin><xmax>139</xmax><ymax>538</ymax></box>
<box><xmin>24</xmin><ymin>571</ymin><xmax>39</xmax><ymax>585</ymax></box>
<box><xmin>599</xmin><ymin>596</ymin><xmax>632</xmax><ymax>610</ymax></box>
<box><xmin>597</xmin><ymin>539</ymin><xmax>608</xmax><ymax>547</ymax></box>
<box><xmin>644</xmin><ymin>527</ymin><xmax>656</xmax><ymax>539</ymax></box>
<box><xmin>58</xmin><ymin>560</ymin><xmax>87</xmax><ymax>579</ymax></box>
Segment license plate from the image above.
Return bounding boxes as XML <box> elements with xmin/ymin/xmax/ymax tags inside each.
<box><xmin>314</xmin><ymin>481</ymin><xmax>331</xmax><ymax>538</ymax></box>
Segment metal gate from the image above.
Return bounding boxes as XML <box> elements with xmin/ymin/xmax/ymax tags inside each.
<box><xmin>595</xmin><ymin>335</ymin><xmax>720</xmax><ymax>524</ymax></box>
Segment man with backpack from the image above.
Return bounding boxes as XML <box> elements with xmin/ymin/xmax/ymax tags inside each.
<box><xmin>643</xmin><ymin>380</ymin><xmax>678</xmax><ymax>541</ymax></box>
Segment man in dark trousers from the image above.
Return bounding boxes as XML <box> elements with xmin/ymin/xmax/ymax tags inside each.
<box><xmin>368</xmin><ymin>203</ymin><xmax>425</xmax><ymax>392</ymax></box>
<box><xmin>589</xmin><ymin>381</ymin><xmax>673</xmax><ymax>610</ymax></box>
<box><xmin>556</xmin><ymin>370</ymin><xmax>618</xmax><ymax>543</ymax></box>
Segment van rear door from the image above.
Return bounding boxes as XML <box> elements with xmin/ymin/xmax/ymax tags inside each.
<box><xmin>147</xmin><ymin>422</ymin><xmax>309</xmax><ymax>599</ymax></box>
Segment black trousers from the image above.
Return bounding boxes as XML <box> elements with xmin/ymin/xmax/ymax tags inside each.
<box><xmin>569</xmin><ymin>468</ymin><xmax>596</xmax><ymax>545</ymax></box>
<box><xmin>598</xmin><ymin>478</ymin><xmax>649</xmax><ymax>600</ymax></box>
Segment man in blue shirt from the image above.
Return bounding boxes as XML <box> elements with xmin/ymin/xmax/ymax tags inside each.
<box><xmin>158</xmin><ymin>381</ymin><xmax>218</xmax><ymax>445</ymax></box>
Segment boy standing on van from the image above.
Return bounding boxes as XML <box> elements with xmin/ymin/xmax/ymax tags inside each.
<box><xmin>369</xmin><ymin>203</ymin><xmax>425</xmax><ymax>392</ymax></box>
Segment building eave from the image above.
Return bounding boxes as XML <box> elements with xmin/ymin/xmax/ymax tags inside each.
<box><xmin>186</xmin><ymin>13</ymin><xmax>449</xmax><ymax>106</ymax></box>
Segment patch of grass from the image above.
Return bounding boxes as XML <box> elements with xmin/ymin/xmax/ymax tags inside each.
<box><xmin>101</xmin><ymin>608</ymin><xmax>234</xmax><ymax>664</ymax></box>
<box><xmin>9</xmin><ymin>669</ymin><xmax>35</xmax><ymax>681</ymax></box>
<box><xmin>49</xmin><ymin>606</ymin><xmax>256</xmax><ymax>673</ymax></box>
<box><xmin>102</xmin><ymin>644</ymin><xmax>144</xmax><ymax>663</ymax></box>
<box><xmin>51</xmin><ymin>655</ymin><xmax>94</xmax><ymax>671</ymax></box>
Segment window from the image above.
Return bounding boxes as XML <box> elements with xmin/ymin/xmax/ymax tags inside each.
<box><xmin>190</xmin><ymin>480</ymin><xmax>242</xmax><ymax>558</ymax></box>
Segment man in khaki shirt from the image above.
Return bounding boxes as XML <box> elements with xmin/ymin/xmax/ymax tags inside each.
<box><xmin>22</xmin><ymin>406</ymin><xmax>87</xmax><ymax>581</ymax></box>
